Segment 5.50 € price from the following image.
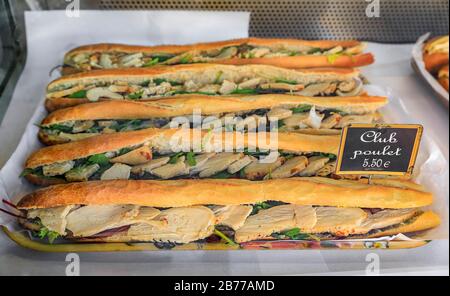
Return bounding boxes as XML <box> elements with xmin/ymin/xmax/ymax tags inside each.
<box><xmin>362</xmin><ymin>158</ymin><xmax>391</xmax><ymax>169</ymax></box>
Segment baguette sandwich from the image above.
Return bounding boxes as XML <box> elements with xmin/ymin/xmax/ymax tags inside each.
<box><xmin>45</xmin><ymin>64</ymin><xmax>366</xmax><ymax>112</ymax></box>
<box><xmin>23</xmin><ymin>128</ymin><xmax>344</xmax><ymax>186</ymax></box>
<box><xmin>15</xmin><ymin>178</ymin><xmax>439</xmax><ymax>247</ymax></box>
<box><xmin>39</xmin><ymin>94</ymin><xmax>387</xmax><ymax>145</ymax></box>
<box><xmin>62</xmin><ymin>38</ymin><xmax>374</xmax><ymax>75</ymax></box>
<box><xmin>423</xmin><ymin>35</ymin><xmax>449</xmax><ymax>73</ymax></box>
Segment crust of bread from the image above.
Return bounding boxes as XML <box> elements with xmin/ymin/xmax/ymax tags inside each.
<box><xmin>45</xmin><ymin>90</ymin><xmax>370</xmax><ymax>113</ymax></box>
<box><xmin>42</xmin><ymin>94</ymin><xmax>387</xmax><ymax>125</ymax></box>
<box><xmin>16</xmin><ymin>177</ymin><xmax>433</xmax><ymax>210</ymax></box>
<box><xmin>45</xmin><ymin>97</ymin><xmax>91</xmax><ymax>112</ymax></box>
<box><xmin>358</xmin><ymin>178</ymin><xmax>427</xmax><ymax>192</ymax></box>
<box><xmin>217</xmin><ymin>53</ymin><xmax>374</xmax><ymax>68</ymax></box>
<box><xmin>367</xmin><ymin>211</ymin><xmax>441</xmax><ymax>238</ymax></box>
<box><xmin>45</xmin><ymin>97</ymin><xmax>139</xmax><ymax>112</ymax></box>
<box><xmin>38</xmin><ymin>130</ymin><xmax>71</xmax><ymax>146</ymax></box>
<box><xmin>26</xmin><ymin>128</ymin><xmax>341</xmax><ymax>168</ymax></box>
<box><xmin>424</xmin><ymin>53</ymin><xmax>449</xmax><ymax>73</ymax></box>
<box><xmin>61</xmin><ymin>66</ymin><xmax>82</xmax><ymax>76</ymax></box>
<box><xmin>47</xmin><ymin>64</ymin><xmax>360</xmax><ymax>91</ymax></box>
<box><xmin>24</xmin><ymin>174</ymin><xmax>66</xmax><ymax>187</ymax></box>
<box><xmin>64</xmin><ymin>38</ymin><xmax>363</xmax><ymax>57</ymax></box>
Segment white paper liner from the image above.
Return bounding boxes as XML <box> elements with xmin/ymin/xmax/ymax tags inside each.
<box><xmin>411</xmin><ymin>33</ymin><xmax>449</xmax><ymax>103</ymax></box>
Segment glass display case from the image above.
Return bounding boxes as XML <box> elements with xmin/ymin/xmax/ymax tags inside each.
<box><xmin>0</xmin><ymin>1</ymin><xmax>24</xmax><ymax>122</ymax></box>
<box><xmin>0</xmin><ymin>0</ymin><xmax>448</xmax><ymax>277</ymax></box>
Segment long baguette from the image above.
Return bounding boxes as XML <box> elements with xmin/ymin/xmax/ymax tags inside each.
<box><xmin>17</xmin><ymin>177</ymin><xmax>433</xmax><ymax>210</ymax></box>
<box><xmin>46</xmin><ymin>64</ymin><xmax>364</xmax><ymax>111</ymax></box>
<box><xmin>63</xmin><ymin>38</ymin><xmax>374</xmax><ymax>74</ymax></box>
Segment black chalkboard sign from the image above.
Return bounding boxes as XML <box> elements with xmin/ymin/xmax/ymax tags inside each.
<box><xmin>335</xmin><ymin>124</ymin><xmax>423</xmax><ymax>176</ymax></box>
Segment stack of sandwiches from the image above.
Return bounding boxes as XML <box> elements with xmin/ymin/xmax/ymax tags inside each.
<box><xmin>4</xmin><ymin>38</ymin><xmax>440</xmax><ymax>250</ymax></box>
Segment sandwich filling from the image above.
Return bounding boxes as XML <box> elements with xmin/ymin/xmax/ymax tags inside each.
<box><xmin>64</xmin><ymin>43</ymin><xmax>365</xmax><ymax>72</ymax></box>
<box><xmin>23</xmin><ymin>147</ymin><xmax>341</xmax><ymax>182</ymax></box>
<box><xmin>20</xmin><ymin>203</ymin><xmax>424</xmax><ymax>246</ymax></box>
<box><xmin>425</xmin><ymin>36</ymin><xmax>449</xmax><ymax>55</ymax></box>
<box><xmin>46</xmin><ymin>66</ymin><xmax>364</xmax><ymax>101</ymax></box>
<box><xmin>39</xmin><ymin>105</ymin><xmax>380</xmax><ymax>143</ymax></box>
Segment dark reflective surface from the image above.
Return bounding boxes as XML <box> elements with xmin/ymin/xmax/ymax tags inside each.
<box><xmin>0</xmin><ymin>0</ymin><xmax>24</xmax><ymax>123</ymax></box>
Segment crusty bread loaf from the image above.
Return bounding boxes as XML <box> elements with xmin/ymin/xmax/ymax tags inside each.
<box><xmin>208</xmin><ymin>53</ymin><xmax>374</xmax><ymax>69</ymax></box>
<box><xmin>49</xmin><ymin>64</ymin><xmax>361</xmax><ymax>91</ymax></box>
<box><xmin>47</xmin><ymin>64</ymin><xmax>364</xmax><ymax>111</ymax></box>
<box><xmin>17</xmin><ymin>177</ymin><xmax>433</xmax><ymax>210</ymax></box>
<box><xmin>65</xmin><ymin>38</ymin><xmax>364</xmax><ymax>57</ymax></box>
<box><xmin>26</xmin><ymin>128</ymin><xmax>341</xmax><ymax>168</ymax></box>
<box><xmin>42</xmin><ymin>94</ymin><xmax>387</xmax><ymax>126</ymax></box>
<box><xmin>63</xmin><ymin>38</ymin><xmax>373</xmax><ymax>73</ymax></box>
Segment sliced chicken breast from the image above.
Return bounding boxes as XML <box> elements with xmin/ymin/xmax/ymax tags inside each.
<box><xmin>235</xmin><ymin>205</ymin><xmax>296</xmax><ymax>243</ymax></box>
<box><xmin>126</xmin><ymin>206</ymin><xmax>216</xmax><ymax>244</ymax></box>
<box><xmin>28</xmin><ymin>205</ymin><xmax>76</xmax><ymax>235</ymax></box>
<box><xmin>213</xmin><ymin>205</ymin><xmax>253</xmax><ymax>230</ymax></box>
<box><xmin>66</xmin><ymin>205</ymin><xmax>140</xmax><ymax>237</ymax></box>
